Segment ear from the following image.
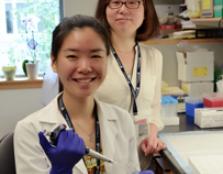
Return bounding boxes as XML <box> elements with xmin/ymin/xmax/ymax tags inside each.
<box><xmin>51</xmin><ymin>56</ymin><xmax>57</xmax><ymax>73</ymax></box>
<box><xmin>51</xmin><ymin>63</ymin><xmax>57</xmax><ymax>73</ymax></box>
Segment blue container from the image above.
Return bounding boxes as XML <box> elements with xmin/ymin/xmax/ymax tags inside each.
<box><xmin>185</xmin><ymin>101</ymin><xmax>204</xmax><ymax>117</ymax></box>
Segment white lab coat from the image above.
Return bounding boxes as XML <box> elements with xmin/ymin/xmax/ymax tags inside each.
<box><xmin>14</xmin><ymin>96</ymin><xmax>140</xmax><ymax>174</ymax></box>
<box><xmin>96</xmin><ymin>43</ymin><xmax>164</xmax><ymax>130</ymax></box>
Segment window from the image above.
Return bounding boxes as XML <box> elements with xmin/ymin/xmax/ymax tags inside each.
<box><xmin>0</xmin><ymin>0</ymin><xmax>61</xmax><ymax>76</ymax></box>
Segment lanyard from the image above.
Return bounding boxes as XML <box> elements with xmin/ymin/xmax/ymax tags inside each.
<box><xmin>57</xmin><ymin>94</ymin><xmax>101</xmax><ymax>174</ymax></box>
<box><xmin>111</xmin><ymin>42</ymin><xmax>141</xmax><ymax>115</ymax></box>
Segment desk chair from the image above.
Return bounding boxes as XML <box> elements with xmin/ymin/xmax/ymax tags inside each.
<box><xmin>0</xmin><ymin>133</ymin><xmax>16</xmax><ymax>174</ymax></box>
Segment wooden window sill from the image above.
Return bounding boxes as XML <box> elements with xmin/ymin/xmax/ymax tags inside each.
<box><xmin>0</xmin><ymin>77</ymin><xmax>43</xmax><ymax>90</ymax></box>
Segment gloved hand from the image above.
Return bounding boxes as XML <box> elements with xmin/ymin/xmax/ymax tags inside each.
<box><xmin>38</xmin><ymin>129</ymin><xmax>86</xmax><ymax>174</ymax></box>
<box><xmin>138</xmin><ymin>170</ymin><xmax>154</xmax><ymax>174</ymax></box>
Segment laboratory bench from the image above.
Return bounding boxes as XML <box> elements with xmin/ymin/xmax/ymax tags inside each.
<box><xmin>153</xmin><ymin>114</ymin><xmax>223</xmax><ymax>174</ymax></box>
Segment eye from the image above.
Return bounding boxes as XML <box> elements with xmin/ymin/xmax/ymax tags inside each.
<box><xmin>66</xmin><ymin>55</ymin><xmax>78</xmax><ymax>59</ymax></box>
<box><xmin>111</xmin><ymin>0</ymin><xmax>121</xmax><ymax>5</ymax></box>
<box><xmin>91</xmin><ymin>54</ymin><xmax>103</xmax><ymax>59</ymax></box>
<box><xmin>128</xmin><ymin>0</ymin><xmax>137</xmax><ymax>5</ymax></box>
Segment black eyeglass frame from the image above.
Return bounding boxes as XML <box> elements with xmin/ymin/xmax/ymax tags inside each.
<box><xmin>108</xmin><ymin>0</ymin><xmax>143</xmax><ymax>9</ymax></box>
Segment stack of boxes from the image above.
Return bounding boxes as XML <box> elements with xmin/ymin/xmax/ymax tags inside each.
<box><xmin>177</xmin><ymin>50</ymin><xmax>214</xmax><ymax>97</ymax></box>
<box><xmin>194</xmin><ymin>94</ymin><xmax>223</xmax><ymax>128</ymax></box>
<box><xmin>176</xmin><ymin>49</ymin><xmax>215</xmax><ymax>118</ymax></box>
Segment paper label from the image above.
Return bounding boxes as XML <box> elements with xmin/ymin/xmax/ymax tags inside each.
<box><xmin>192</xmin><ymin>67</ymin><xmax>208</xmax><ymax>77</ymax></box>
<box><xmin>202</xmin><ymin>0</ymin><xmax>212</xmax><ymax>10</ymax></box>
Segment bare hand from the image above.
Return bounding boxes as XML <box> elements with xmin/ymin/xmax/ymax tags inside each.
<box><xmin>140</xmin><ymin>136</ymin><xmax>165</xmax><ymax>156</ymax></box>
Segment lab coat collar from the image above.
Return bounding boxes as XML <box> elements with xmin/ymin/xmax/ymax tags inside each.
<box><xmin>38</xmin><ymin>95</ymin><xmax>118</xmax><ymax>123</ymax></box>
<box><xmin>38</xmin><ymin>95</ymin><xmax>67</xmax><ymax>125</ymax></box>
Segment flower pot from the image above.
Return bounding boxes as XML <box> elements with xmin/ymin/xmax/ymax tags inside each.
<box><xmin>25</xmin><ymin>62</ymin><xmax>38</xmax><ymax>79</ymax></box>
<box><xmin>2</xmin><ymin>66</ymin><xmax>16</xmax><ymax>81</ymax></box>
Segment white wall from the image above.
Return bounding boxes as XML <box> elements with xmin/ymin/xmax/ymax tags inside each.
<box><xmin>62</xmin><ymin>0</ymin><xmax>98</xmax><ymax>17</ymax></box>
<box><xmin>0</xmin><ymin>89</ymin><xmax>43</xmax><ymax>137</ymax></box>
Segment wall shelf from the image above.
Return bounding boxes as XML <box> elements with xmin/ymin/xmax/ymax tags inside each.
<box><xmin>191</xmin><ymin>18</ymin><xmax>223</xmax><ymax>29</ymax></box>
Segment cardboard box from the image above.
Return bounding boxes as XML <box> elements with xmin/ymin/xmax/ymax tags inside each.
<box><xmin>177</xmin><ymin>51</ymin><xmax>214</xmax><ymax>82</ymax></box>
<box><xmin>181</xmin><ymin>81</ymin><xmax>213</xmax><ymax>97</ymax></box>
<box><xmin>201</xmin><ymin>0</ymin><xmax>214</xmax><ymax>17</ymax></box>
<box><xmin>214</xmin><ymin>0</ymin><xmax>223</xmax><ymax>17</ymax></box>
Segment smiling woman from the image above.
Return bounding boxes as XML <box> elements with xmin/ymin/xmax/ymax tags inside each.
<box><xmin>51</xmin><ymin>27</ymin><xmax>109</xmax><ymax>99</ymax></box>
<box><xmin>14</xmin><ymin>15</ymin><xmax>143</xmax><ymax>174</ymax></box>
<box><xmin>95</xmin><ymin>0</ymin><xmax>165</xmax><ymax>170</ymax></box>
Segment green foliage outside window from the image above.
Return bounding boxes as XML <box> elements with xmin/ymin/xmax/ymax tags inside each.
<box><xmin>1</xmin><ymin>0</ymin><xmax>60</xmax><ymax>75</ymax></box>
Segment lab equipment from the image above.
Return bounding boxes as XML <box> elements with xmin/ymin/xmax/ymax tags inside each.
<box><xmin>195</xmin><ymin>107</ymin><xmax>223</xmax><ymax>128</ymax></box>
<box><xmin>47</xmin><ymin>124</ymin><xmax>113</xmax><ymax>163</ymax></box>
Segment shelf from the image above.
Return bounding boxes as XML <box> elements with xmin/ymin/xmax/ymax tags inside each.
<box><xmin>144</xmin><ymin>38</ymin><xmax>223</xmax><ymax>45</ymax></box>
<box><xmin>191</xmin><ymin>18</ymin><xmax>222</xmax><ymax>23</ymax></box>
<box><xmin>0</xmin><ymin>77</ymin><xmax>43</xmax><ymax>90</ymax></box>
<box><xmin>191</xmin><ymin>18</ymin><xmax>223</xmax><ymax>29</ymax></box>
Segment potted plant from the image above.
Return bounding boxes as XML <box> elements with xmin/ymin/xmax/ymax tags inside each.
<box><xmin>22</xmin><ymin>17</ymin><xmax>39</xmax><ymax>79</ymax></box>
<box><xmin>2</xmin><ymin>66</ymin><xmax>16</xmax><ymax>81</ymax></box>
<box><xmin>2</xmin><ymin>48</ymin><xmax>17</xmax><ymax>81</ymax></box>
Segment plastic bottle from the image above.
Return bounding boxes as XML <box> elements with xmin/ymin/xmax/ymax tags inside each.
<box><xmin>217</xmin><ymin>75</ymin><xmax>223</xmax><ymax>93</ymax></box>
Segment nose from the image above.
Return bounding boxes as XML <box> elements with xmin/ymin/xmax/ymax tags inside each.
<box><xmin>77</xmin><ymin>58</ymin><xmax>92</xmax><ymax>73</ymax></box>
<box><xmin>119</xmin><ymin>2</ymin><xmax>128</xmax><ymax>12</ymax></box>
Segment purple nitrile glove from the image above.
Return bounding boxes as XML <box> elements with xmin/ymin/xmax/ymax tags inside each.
<box><xmin>138</xmin><ymin>170</ymin><xmax>154</xmax><ymax>174</ymax></box>
<box><xmin>38</xmin><ymin>129</ymin><xmax>86</xmax><ymax>174</ymax></box>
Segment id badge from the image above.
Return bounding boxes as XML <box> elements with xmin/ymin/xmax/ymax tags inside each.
<box><xmin>134</xmin><ymin>116</ymin><xmax>148</xmax><ymax>139</ymax></box>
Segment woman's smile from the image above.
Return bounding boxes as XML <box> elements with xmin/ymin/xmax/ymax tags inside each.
<box><xmin>72</xmin><ymin>76</ymin><xmax>97</xmax><ymax>86</ymax></box>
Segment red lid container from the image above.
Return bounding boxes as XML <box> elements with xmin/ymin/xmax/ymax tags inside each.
<box><xmin>203</xmin><ymin>96</ymin><xmax>223</xmax><ymax>108</ymax></box>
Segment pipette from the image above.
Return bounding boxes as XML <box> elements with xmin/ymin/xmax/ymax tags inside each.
<box><xmin>46</xmin><ymin>124</ymin><xmax>113</xmax><ymax>163</ymax></box>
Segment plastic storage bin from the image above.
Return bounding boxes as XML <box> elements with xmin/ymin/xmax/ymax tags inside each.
<box><xmin>161</xmin><ymin>96</ymin><xmax>179</xmax><ymax>125</ymax></box>
<box><xmin>185</xmin><ymin>97</ymin><xmax>204</xmax><ymax>117</ymax></box>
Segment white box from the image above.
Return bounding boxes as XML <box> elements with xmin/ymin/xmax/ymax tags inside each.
<box><xmin>177</xmin><ymin>51</ymin><xmax>214</xmax><ymax>82</ymax></box>
<box><xmin>195</xmin><ymin>107</ymin><xmax>223</xmax><ymax>128</ymax></box>
<box><xmin>181</xmin><ymin>81</ymin><xmax>213</xmax><ymax>97</ymax></box>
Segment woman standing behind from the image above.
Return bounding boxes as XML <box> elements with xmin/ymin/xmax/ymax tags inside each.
<box><xmin>95</xmin><ymin>0</ymin><xmax>165</xmax><ymax>169</ymax></box>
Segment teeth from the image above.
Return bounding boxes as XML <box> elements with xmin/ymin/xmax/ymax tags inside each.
<box><xmin>77</xmin><ymin>79</ymin><xmax>91</xmax><ymax>83</ymax></box>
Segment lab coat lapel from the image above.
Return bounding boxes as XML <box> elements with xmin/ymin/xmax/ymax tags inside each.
<box><xmin>96</xmin><ymin>100</ymin><xmax>118</xmax><ymax>172</ymax></box>
<box><xmin>38</xmin><ymin>97</ymin><xmax>68</xmax><ymax>130</ymax></box>
<box><xmin>74</xmin><ymin>159</ymin><xmax>88</xmax><ymax>174</ymax></box>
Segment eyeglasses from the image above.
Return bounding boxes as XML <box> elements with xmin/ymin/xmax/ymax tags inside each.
<box><xmin>108</xmin><ymin>0</ymin><xmax>142</xmax><ymax>9</ymax></box>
